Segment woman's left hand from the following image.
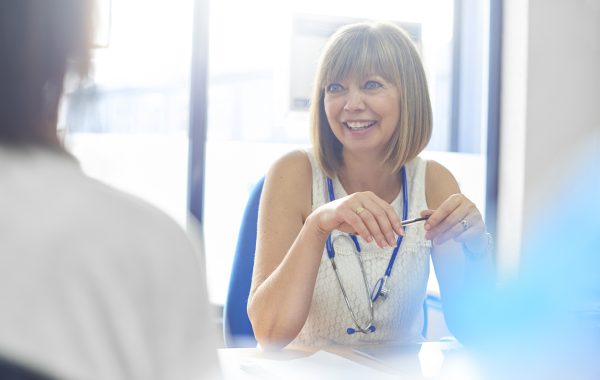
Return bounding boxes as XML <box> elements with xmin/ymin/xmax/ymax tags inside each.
<box><xmin>421</xmin><ymin>193</ymin><xmax>487</xmax><ymax>253</ymax></box>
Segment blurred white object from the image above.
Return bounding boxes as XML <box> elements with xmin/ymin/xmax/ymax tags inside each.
<box><xmin>0</xmin><ymin>146</ymin><xmax>220</xmax><ymax>380</ymax></box>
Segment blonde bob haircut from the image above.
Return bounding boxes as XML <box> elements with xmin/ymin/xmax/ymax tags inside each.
<box><xmin>309</xmin><ymin>21</ymin><xmax>432</xmax><ymax>177</ymax></box>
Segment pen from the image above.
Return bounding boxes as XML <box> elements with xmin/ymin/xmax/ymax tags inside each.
<box><xmin>400</xmin><ymin>215</ymin><xmax>430</xmax><ymax>226</ymax></box>
<box><xmin>349</xmin><ymin>215</ymin><xmax>430</xmax><ymax>237</ymax></box>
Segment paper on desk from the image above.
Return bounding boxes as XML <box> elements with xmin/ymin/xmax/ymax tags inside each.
<box><xmin>240</xmin><ymin>350</ymin><xmax>398</xmax><ymax>380</ymax></box>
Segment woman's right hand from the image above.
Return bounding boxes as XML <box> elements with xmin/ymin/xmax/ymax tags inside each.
<box><xmin>312</xmin><ymin>191</ymin><xmax>404</xmax><ymax>248</ymax></box>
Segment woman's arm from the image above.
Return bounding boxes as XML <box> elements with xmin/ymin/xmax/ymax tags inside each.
<box><xmin>423</xmin><ymin>160</ymin><xmax>495</xmax><ymax>336</ymax></box>
<box><xmin>247</xmin><ymin>151</ymin><xmax>323</xmax><ymax>349</ymax></box>
<box><xmin>248</xmin><ymin>151</ymin><xmax>405</xmax><ymax>349</ymax></box>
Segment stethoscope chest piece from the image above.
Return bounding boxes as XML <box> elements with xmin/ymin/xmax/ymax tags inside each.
<box><xmin>371</xmin><ymin>275</ymin><xmax>391</xmax><ymax>302</ymax></box>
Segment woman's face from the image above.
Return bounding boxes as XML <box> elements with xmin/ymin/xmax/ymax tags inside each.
<box><xmin>323</xmin><ymin>74</ymin><xmax>400</xmax><ymax>156</ymax></box>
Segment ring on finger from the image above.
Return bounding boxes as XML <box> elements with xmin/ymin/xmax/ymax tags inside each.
<box><xmin>355</xmin><ymin>206</ymin><xmax>365</xmax><ymax>215</ymax></box>
<box><xmin>461</xmin><ymin>218</ymin><xmax>470</xmax><ymax>231</ymax></box>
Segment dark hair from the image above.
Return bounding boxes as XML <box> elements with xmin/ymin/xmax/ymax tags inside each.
<box><xmin>0</xmin><ymin>354</ymin><xmax>56</xmax><ymax>380</ymax></box>
<box><xmin>0</xmin><ymin>0</ymin><xmax>94</xmax><ymax>147</ymax></box>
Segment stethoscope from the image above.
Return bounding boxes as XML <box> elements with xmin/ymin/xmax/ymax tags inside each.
<box><xmin>325</xmin><ymin>166</ymin><xmax>408</xmax><ymax>335</ymax></box>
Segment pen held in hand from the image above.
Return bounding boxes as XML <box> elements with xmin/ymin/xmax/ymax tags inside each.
<box><xmin>400</xmin><ymin>215</ymin><xmax>430</xmax><ymax>226</ymax></box>
<box><xmin>349</xmin><ymin>215</ymin><xmax>430</xmax><ymax>237</ymax></box>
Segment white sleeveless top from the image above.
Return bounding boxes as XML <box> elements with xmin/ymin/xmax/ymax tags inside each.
<box><xmin>290</xmin><ymin>150</ymin><xmax>432</xmax><ymax>347</ymax></box>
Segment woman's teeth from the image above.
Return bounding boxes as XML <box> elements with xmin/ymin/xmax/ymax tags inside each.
<box><xmin>345</xmin><ymin>121</ymin><xmax>376</xmax><ymax>130</ymax></box>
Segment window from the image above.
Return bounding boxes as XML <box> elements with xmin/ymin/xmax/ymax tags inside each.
<box><xmin>60</xmin><ymin>0</ymin><xmax>495</xmax><ymax>308</ymax></box>
<box><xmin>203</xmin><ymin>0</ymin><xmax>491</xmax><ymax>304</ymax></box>
<box><xmin>61</xmin><ymin>0</ymin><xmax>195</xmax><ymax>226</ymax></box>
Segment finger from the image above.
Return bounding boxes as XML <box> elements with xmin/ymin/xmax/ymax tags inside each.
<box><xmin>433</xmin><ymin>219</ymin><xmax>470</xmax><ymax>245</ymax></box>
<box><xmin>425</xmin><ymin>202</ymin><xmax>471</xmax><ymax>241</ymax></box>
<box><xmin>453</xmin><ymin>223</ymin><xmax>485</xmax><ymax>244</ymax></box>
<box><xmin>424</xmin><ymin>194</ymin><xmax>477</xmax><ymax>239</ymax></box>
<box><xmin>423</xmin><ymin>195</ymin><xmax>462</xmax><ymax>232</ymax></box>
<box><xmin>338</xmin><ymin>209</ymin><xmax>374</xmax><ymax>244</ymax></box>
<box><xmin>352</xmin><ymin>206</ymin><xmax>390</xmax><ymax>248</ymax></box>
<box><xmin>363</xmin><ymin>198</ymin><xmax>401</xmax><ymax>246</ymax></box>
<box><xmin>370</xmin><ymin>197</ymin><xmax>405</xmax><ymax>237</ymax></box>
<box><xmin>434</xmin><ymin>213</ymin><xmax>485</xmax><ymax>245</ymax></box>
<box><xmin>420</xmin><ymin>209</ymin><xmax>435</xmax><ymax>218</ymax></box>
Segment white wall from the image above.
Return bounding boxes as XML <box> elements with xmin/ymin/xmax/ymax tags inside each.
<box><xmin>498</xmin><ymin>0</ymin><xmax>600</xmax><ymax>278</ymax></box>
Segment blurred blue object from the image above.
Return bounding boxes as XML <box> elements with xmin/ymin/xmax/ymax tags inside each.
<box><xmin>422</xmin><ymin>293</ymin><xmax>444</xmax><ymax>339</ymax></box>
<box><xmin>451</xmin><ymin>146</ymin><xmax>600</xmax><ymax>379</ymax></box>
<box><xmin>223</xmin><ymin>177</ymin><xmax>264</xmax><ymax>347</ymax></box>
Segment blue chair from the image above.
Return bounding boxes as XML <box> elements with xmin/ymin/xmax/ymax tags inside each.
<box><xmin>223</xmin><ymin>177</ymin><xmax>264</xmax><ymax>347</ymax></box>
<box><xmin>422</xmin><ymin>293</ymin><xmax>443</xmax><ymax>338</ymax></box>
<box><xmin>222</xmin><ymin>175</ymin><xmax>438</xmax><ymax>346</ymax></box>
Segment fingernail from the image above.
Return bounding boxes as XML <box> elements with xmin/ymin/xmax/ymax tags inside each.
<box><xmin>424</xmin><ymin>224</ymin><xmax>430</xmax><ymax>231</ymax></box>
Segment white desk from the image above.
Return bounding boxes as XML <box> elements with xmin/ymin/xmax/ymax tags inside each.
<box><xmin>218</xmin><ymin>341</ymin><xmax>474</xmax><ymax>379</ymax></box>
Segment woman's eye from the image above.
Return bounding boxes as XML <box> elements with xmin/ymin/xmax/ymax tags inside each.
<box><xmin>364</xmin><ymin>80</ymin><xmax>383</xmax><ymax>90</ymax></box>
<box><xmin>326</xmin><ymin>83</ymin><xmax>344</xmax><ymax>93</ymax></box>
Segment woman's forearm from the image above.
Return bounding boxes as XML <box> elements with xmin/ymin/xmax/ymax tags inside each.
<box><xmin>247</xmin><ymin>214</ymin><xmax>329</xmax><ymax>349</ymax></box>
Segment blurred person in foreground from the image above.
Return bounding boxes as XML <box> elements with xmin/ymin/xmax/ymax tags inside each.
<box><xmin>448</xmin><ymin>141</ymin><xmax>600</xmax><ymax>380</ymax></box>
<box><xmin>0</xmin><ymin>1</ymin><xmax>220</xmax><ymax>379</ymax></box>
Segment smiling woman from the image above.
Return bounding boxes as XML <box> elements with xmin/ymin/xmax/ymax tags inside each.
<box><xmin>323</xmin><ymin>75</ymin><xmax>401</xmax><ymax>160</ymax></box>
<box><xmin>203</xmin><ymin>0</ymin><xmax>475</xmax><ymax>309</ymax></box>
<box><xmin>314</xmin><ymin>23</ymin><xmax>431</xmax><ymax>178</ymax></box>
<box><xmin>246</xmin><ymin>21</ymin><xmax>494</xmax><ymax>350</ymax></box>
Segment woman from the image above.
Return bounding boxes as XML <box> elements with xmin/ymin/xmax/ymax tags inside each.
<box><xmin>0</xmin><ymin>1</ymin><xmax>219</xmax><ymax>379</ymax></box>
<box><xmin>248</xmin><ymin>21</ymin><xmax>494</xmax><ymax>349</ymax></box>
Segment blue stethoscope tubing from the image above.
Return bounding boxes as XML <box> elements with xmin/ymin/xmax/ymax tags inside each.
<box><xmin>325</xmin><ymin>166</ymin><xmax>408</xmax><ymax>334</ymax></box>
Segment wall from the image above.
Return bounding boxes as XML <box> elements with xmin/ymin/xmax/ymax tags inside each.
<box><xmin>498</xmin><ymin>0</ymin><xmax>600</xmax><ymax>278</ymax></box>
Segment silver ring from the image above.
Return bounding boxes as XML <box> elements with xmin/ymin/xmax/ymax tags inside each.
<box><xmin>461</xmin><ymin>218</ymin><xmax>470</xmax><ymax>231</ymax></box>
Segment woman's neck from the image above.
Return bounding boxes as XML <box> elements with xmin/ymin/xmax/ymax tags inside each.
<box><xmin>338</xmin><ymin>151</ymin><xmax>402</xmax><ymax>203</ymax></box>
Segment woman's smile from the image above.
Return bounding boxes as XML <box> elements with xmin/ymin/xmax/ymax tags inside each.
<box><xmin>343</xmin><ymin>120</ymin><xmax>378</xmax><ymax>134</ymax></box>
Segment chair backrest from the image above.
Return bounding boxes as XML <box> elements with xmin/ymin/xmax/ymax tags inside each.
<box><xmin>223</xmin><ymin>177</ymin><xmax>264</xmax><ymax>347</ymax></box>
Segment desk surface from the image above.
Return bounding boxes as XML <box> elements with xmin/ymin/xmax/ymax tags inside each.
<box><xmin>218</xmin><ymin>341</ymin><xmax>471</xmax><ymax>379</ymax></box>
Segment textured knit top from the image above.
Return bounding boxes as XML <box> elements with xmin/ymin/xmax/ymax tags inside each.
<box><xmin>290</xmin><ymin>149</ymin><xmax>432</xmax><ymax>347</ymax></box>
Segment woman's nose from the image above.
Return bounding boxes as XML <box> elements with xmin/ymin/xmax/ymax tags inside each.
<box><xmin>343</xmin><ymin>89</ymin><xmax>366</xmax><ymax>112</ymax></box>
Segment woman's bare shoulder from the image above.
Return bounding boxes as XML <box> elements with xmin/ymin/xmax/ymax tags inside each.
<box><xmin>263</xmin><ymin>149</ymin><xmax>313</xmax><ymax>216</ymax></box>
<box><xmin>424</xmin><ymin>159</ymin><xmax>460</xmax><ymax>209</ymax></box>
<box><xmin>270</xmin><ymin>149</ymin><xmax>310</xmax><ymax>173</ymax></box>
<box><xmin>266</xmin><ymin>149</ymin><xmax>312</xmax><ymax>185</ymax></box>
